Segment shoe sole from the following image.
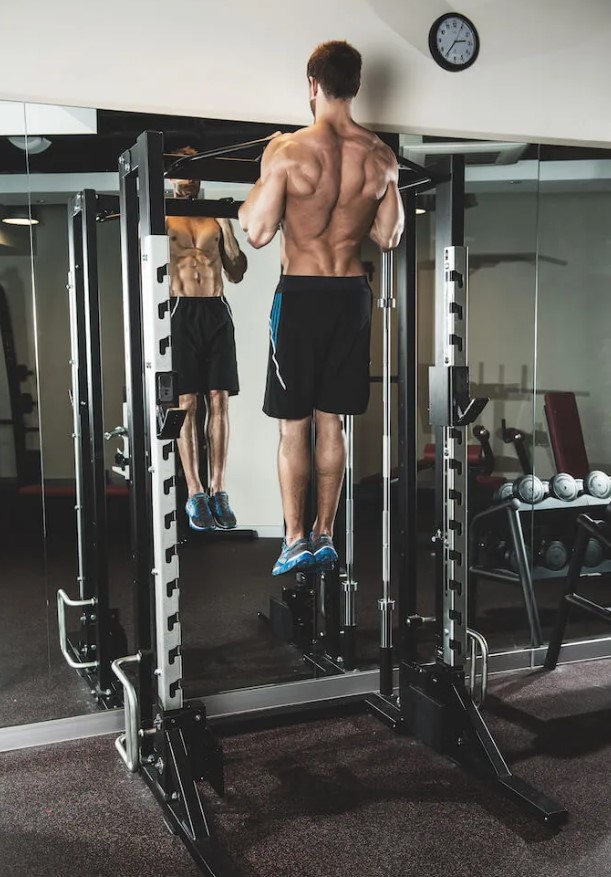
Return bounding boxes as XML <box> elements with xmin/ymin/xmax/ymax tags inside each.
<box><xmin>311</xmin><ymin>544</ymin><xmax>338</xmax><ymax>564</ymax></box>
<box><xmin>272</xmin><ymin>551</ymin><xmax>314</xmax><ymax>576</ymax></box>
<box><xmin>212</xmin><ymin>518</ymin><xmax>237</xmax><ymax>530</ymax></box>
<box><xmin>308</xmin><ymin>548</ymin><xmax>338</xmax><ymax>573</ymax></box>
<box><xmin>188</xmin><ymin>519</ymin><xmax>216</xmax><ymax>531</ymax></box>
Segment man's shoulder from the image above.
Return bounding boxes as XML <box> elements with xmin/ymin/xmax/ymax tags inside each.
<box><xmin>264</xmin><ymin>128</ymin><xmax>317</xmax><ymax>170</ymax></box>
<box><xmin>359</xmin><ymin>130</ymin><xmax>396</xmax><ymax>164</ymax></box>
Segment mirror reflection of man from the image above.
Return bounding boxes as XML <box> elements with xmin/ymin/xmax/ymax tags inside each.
<box><xmin>167</xmin><ymin>146</ymin><xmax>247</xmax><ymax>530</ymax></box>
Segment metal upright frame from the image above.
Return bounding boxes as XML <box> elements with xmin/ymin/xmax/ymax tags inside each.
<box><xmin>116</xmin><ymin>132</ymin><xmax>244</xmax><ymax>876</ymax></box>
<box><xmin>58</xmin><ymin>189</ymin><xmax>126</xmax><ymax>706</ymax></box>
<box><xmin>109</xmin><ymin>134</ymin><xmax>569</xmax><ymax>875</ymax></box>
<box><xmin>394</xmin><ymin>157</ymin><xmax>567</xmax><ymax>825</ymax></box>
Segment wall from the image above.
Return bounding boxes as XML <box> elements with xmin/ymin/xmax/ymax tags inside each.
<box><xmin>0</xmin><ymin>1</ymin><xmax>610</xmax><ymax>147</ymax></box>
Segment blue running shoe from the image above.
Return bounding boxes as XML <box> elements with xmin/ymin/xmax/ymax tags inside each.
<box><xmin>185</xmin><ymin>492</ymin><xmax>215</xmax><ymax>531</ymax></box>
<box><xmin>309</xmin><ymin>532</ymin><xmax>338</xmax><ymax>571</ymax></box>
<box><xmin>209</xmin><ymin>491</ymin><xmax>237</xmax><ymax>529</ymax></box>
<box><xmin>272</xmin><ymin>537</ymin><xmax>314</xmax><ymax>576</ymax></box>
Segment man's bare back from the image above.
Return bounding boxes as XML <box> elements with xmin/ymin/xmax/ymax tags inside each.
<box><xmin>168</xmin><ymin>215</ymin><xmax>247</xmax><ymax>297</ymax></box>
<box><xmin>240</xmin><ymin>119</ymin><xmax>401</xmax><ymax>276</ymax></box>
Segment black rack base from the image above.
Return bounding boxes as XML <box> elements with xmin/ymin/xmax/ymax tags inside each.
<box><xmin>399</xmin><ymin>662</ymin><xmax>568</xmax><ymax>827</ymax></box>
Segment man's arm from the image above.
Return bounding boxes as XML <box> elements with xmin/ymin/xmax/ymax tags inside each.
<box><xmin>238</xmin><ymin>137</ymin><xmax>289</xmax><ymax>249</ymax></box>
<box><xmin>217</xmin><ymin>218</ymin><xmax>247</xmax><ymax>283</ymax></box>
<box><xmin>369</xmin><ymin>156</ymin><xmax>405</xmax><ymax>251</ymax></box>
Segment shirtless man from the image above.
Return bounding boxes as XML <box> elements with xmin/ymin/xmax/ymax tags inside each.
<box><xmin>168</xmin><ymin>147</ymin><xmax>247</xmax><ymax>530</ymax></box>
<box><xmin>239</xmin><ymin>41</ymin><xmax>404</xmax><ymax>574</ymax></box>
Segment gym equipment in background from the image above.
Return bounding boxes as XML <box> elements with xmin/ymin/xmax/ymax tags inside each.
<box><xmin>546</xmin><ymin>506</ymin><xmax>611</xmax><ymax>669</ymax></box>
<box><xmin>57</xmin><ymin>190</ymin><xmax>129</xmax><ymax>708</ymax></box>
<box><xmin>471</xmin><ymin>469</ymin><xmax>611</xmax><ymax>646</ymax></box>
<box><xmin>0</xmin><ymin>284</ymin><xmax>40</xmax><ymax>485</ymax></box>
<box><xmin>501</xmin><ymin>418</ymin><xmax>532</xmax><ymax>475</ymax></box>
<box><xmin>544</xmin><ymin>391</ymin><xmax>590</xmax><ymax>479</ymax></box>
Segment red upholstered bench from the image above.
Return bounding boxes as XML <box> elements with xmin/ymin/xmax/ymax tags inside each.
<box><xmin>544</xmin><ymin>391</ymin><xmax>590</xmax><ymax>479</ymax></box>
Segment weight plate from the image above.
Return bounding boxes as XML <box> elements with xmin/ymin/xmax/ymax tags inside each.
<box><xmin>584</xmin><ymin>538</ymin><xmax>604</xmax><ymax>568</ymax></box>
<box><xmin>513</xmin><ymin>474</ymin><xmax>545</xmax><ymax>504</ymax></box>
<box><xmin>494</xmin><ymin>482</ymin><xmax>514</xmax><ymax>503</ymax></box>
<box><xmin>541</xmin><ymin>540</ymin><xmax>569</xmax><ymax>571</ymax></box>
<box><xmin>549</xmin><ymin>472</ymin><xmax>578</xmax><ymax>502</ymax></box>
<box><xmin>584</xmin><ymin>470</ymin><xmax>611</xmax><ymax>500</ymax></box>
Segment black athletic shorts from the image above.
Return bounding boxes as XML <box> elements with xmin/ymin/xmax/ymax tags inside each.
<box><xmin>263</xmin><ymin>275</ymin><xmax>372</xmax><ymax>420</ymax></box>
<box><xmin>170</xmin><ymin>296</ymin><xmax>239</xmax><ymax>396</ymax></box>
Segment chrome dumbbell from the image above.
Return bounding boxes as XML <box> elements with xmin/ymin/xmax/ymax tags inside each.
<box><xmin>512</xmin><ymin>474</ymin><xmax>547</xmax><ymax>504</ymax></box>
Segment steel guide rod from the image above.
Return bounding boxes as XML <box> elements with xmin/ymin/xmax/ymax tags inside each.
<box><xmin>342</xmin><ymin>415</ymin><xmax>357</xmax><ymax>626</ymax></box>
<box><xmin>378</xmin><ymin>249</ymin><xmax>395</xmax><ymax>694</ymax></box>
<box><xmin>66</xmin><ymin>199</ymin><xmax>87</xmax><ymax>602</ymax></box>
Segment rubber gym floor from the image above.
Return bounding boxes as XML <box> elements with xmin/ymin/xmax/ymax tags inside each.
<box><xmin>2</xmin><ymin>660</ymin><xmax>611</xmax><ymax>876</ymax></box>
<box><xmin>3</xmin><ymin>490</ymin><xmax>611</xmax><ymax>875</ymax></box>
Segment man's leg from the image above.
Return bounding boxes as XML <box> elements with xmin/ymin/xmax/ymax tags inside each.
<box><xmin>206</xmin><ymin>389</ymin><xmax>237</xmax><ymax>529</ymax></box>
<box><xmin>278</xmin><ymin>416</ymin><xmax>312</xmax><ymax>543</ymax></box>
<box><xmin>312</xmin><ymin>410</ymin><xmax>346</xmax><ymax>537</ymax></box>
<box><xmin>177</xmin><ymin>392</ymin><xmax>215</xmax><ymax>530</ymax></box>
<box><xmin>206</xmin><ymin>389</ymin><xmax>229</xmax><ymax>494</ymax></box>
<box><xmin>176</xmin><ymin>393</ymin><xmax>205</xmax><ymax>497</ymax></box>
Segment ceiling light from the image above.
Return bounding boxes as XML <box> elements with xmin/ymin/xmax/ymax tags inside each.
<box><xmin>416</xmin><ymin>206</ymin><xmax>427</xmax><ymax>215</ymax></box>
<box><xmin>1</xmin><ymin>206</ymin><xmax>39</xmax><ymax>226</ymax></box>
<box><xmin>8</xmin><ymin>135</ymin><xmax>52</xmax><ymax>154</ymax></box>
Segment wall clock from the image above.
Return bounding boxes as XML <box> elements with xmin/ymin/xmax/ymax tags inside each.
<box><xmin>429</xmin><ymin>13</ymin><xmax>479</xmax><ymax>72</ymax></box>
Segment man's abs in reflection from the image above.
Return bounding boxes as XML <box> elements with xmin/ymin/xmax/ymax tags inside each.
<box><xmin>167</xmin><ymin>147</ymin><xmax>247</xmax><ymax>532</ymax></box>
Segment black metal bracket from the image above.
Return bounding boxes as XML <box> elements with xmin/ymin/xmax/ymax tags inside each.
<box><xmin>400</xmin><ymin>661</ymin><xmax>568</xmax><ymax>826</ymax></box>
<box><xmin>157</xmin><ymin>406</ymin><xmax>186</xmax><ymax>440</ymax></box>
<box><xmin>140</xmin><ymin>704</ymin><xmax>246</xmax><ymax>876</ymax></box>
<box><xmin>429</xmin><ymin>365</ymin><xmax>488</xmax><ymax>428</ymax></box>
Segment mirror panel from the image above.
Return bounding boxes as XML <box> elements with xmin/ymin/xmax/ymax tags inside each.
<box><xmin>534</xmin><ymin>148</ymin><xmax>611</xmax><ymax>647</ymax></box>
<box><xmin>465</xmin><ymin>148</ymin><xmax>540</xmax><ymax>653</ymax></box>
<box><xmin>0</xmin><ymin>102</ymin><xmax>46</xmax><ymax>727</ymax></box>
<box><xmin>13</xmin><ymin>102</ymin><xmax>611</xmax><ymax>728</ymax></box>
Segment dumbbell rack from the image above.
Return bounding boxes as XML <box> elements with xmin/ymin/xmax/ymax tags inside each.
<box><xmin>524</xmin><ymin>493</ymin><xmax>611</xmax><ymax>579</ymax></box>
<box><xmin>470</xmin><ymin>492</ymin><xmax>611</xmax><ymax>648</ymax></box>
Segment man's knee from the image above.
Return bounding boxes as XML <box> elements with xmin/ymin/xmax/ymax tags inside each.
<box><xmin>208</xmin><ymin>389</ymin><xmax>229</xmax><ymax>414</ymax></box>
<box><xmin>314</xmin><ymin>410</ymin><xmax>344</xmax><ymax>436</ymax></box>
<box><xmin>279</xmin><ymin>416</ymin><xmax>311</xmax><ymax>443</ymax></box>
<box><xmin>178</xmin><ymin>393</ymin><xmax>198</xmax><ymax>417</ymax></box>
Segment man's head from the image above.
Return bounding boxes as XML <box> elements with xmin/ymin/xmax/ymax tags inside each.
<box><xmin>307</xmin><ymin>41</ymin><xmax>362</xmax><ymax>118</ymax></box>
<box><xmin>168</xmin><ymin>146</ymin><xmax>201</xmax><ymax>199</ymax></box>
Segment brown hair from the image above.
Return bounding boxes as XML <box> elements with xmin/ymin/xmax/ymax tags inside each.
<box><xmin>307</xmin><ymin>41</ymin><xmax>361</xmax><ymax>100</ymax></box>
<box><xmin>169</xmin><ymin>145</ymin><xmax>198</xmax><ymax>157</ymax></box>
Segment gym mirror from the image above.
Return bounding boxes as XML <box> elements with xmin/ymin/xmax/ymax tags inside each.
<box><xmin>0</xmin><ymin>101</ymin><xmax>46</xmax><ymax>728</ymax></box>
<box><xmin>22</xmin><ymin>100</ymin><xmax>611</xmax><ymax>728</ymax></box>
<box><xmin>532</xmin><ymin>147</ymin><xmax>611</xmax><ymax>655</ymax></box>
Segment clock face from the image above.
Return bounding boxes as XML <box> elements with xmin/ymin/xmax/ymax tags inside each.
<box><xmin>429</xmin><ymin>14</ymin><xmax>479</xmax><ymax>71</ymax></box>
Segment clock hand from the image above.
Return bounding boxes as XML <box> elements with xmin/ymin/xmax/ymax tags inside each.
<box><xmin>445</xmin><ymin>22</ymin><xmax>465</xmax><ymax>57</ymax></box>
<box><xmin>446</xmin><ymin>38</ymin><xmax>467</xmax><ymax>57</ymax></box>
